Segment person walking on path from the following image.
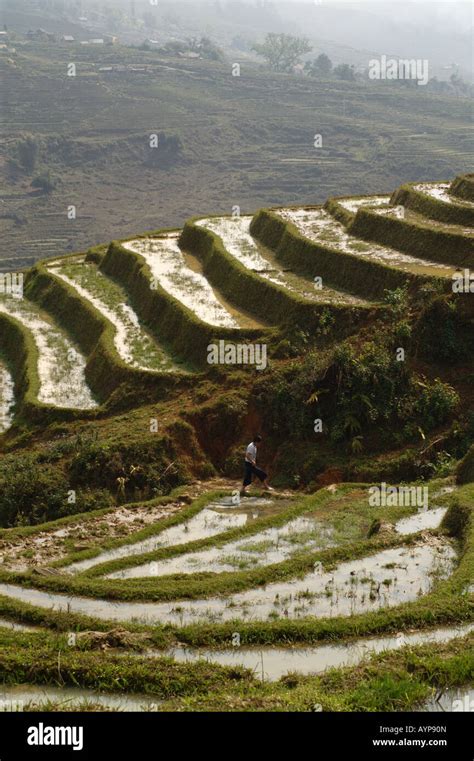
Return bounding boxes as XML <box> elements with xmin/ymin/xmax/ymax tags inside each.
<box><xmin>241</xmin><ymin>434</ymin><xmax>273</xmax><ymax>494</ymax></box>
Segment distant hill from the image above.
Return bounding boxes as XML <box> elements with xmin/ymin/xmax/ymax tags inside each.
<box><xmin>1</xmin><ymin>39</ymin><xmax>471</xmax><ymax>268</ymax></box>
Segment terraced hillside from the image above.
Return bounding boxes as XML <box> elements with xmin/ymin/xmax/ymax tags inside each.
<box><xmin>0</xmin><ymin>173</ymin><xmax>472</xmax><ymax>712</ymax></box>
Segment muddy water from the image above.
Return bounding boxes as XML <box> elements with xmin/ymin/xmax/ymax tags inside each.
<box><xmin>276</xmin><ymin>208</ymin><xmax>456</xmax><ymax>279</ymax></box>
<box><xmin>394</xmin><ymin>507</ymin><xmax>448</xmax><ymax>535</ymax></box>
<box><xmin>0</xmin><ymin>360</ymin><xmax>15</xmax><ymax>432</ymax></box>
<box><xmin>108</xmin><ymin>503</ymin><xmax>449</xmax><ymax>580</ymax></box>
<box><xmin>373</xmin><ymin>206</ymin><xmax>474</xmax><ymax>241</ymax></box>
<box><xmin>65</xmin><ymin>498</ymin><xmax>278</xmax><ymax>574</ymax></box>
<box><xmin>182</xmin><ymin>251</ymin><xmax>265</xmax><ymax>329</ymax></box>
<box><xmin>398</xmin><ymin>206</ymin><xmax>474</xmax><ymax>235</ymax></box>
<box><xmin>418</xmin><ymin>685</ymin><xmax>474</xmax><ymax>712</ymax></box>
<box><xmin>338</xmin><ymin>196</ymin><xmax>390</xmax><ymax>213</ymax></box>
<box><xmin>0</xmin><ymin>540</ymin><xmax>456</xmax><ymax>626</ymax></box>
<box><xmin>164</xmin><ymin>623</ymin><xmax>474</xmax><ymax>681</ymax></box>
<box><xmin>123</xmin><ymin>234</ymin><xmax>242</xmax><ymax>328</ymax></box>
<box><xmin>197</xmin><ymin>216</ymin><xmax>368</xmax><ymax>306</ymax></box>
<box><xmin>197</xmin><ymin>216</ymin><xmax>286</xmax><ymax>278</ymax></box>
<box><xmin>107</xmin><ymin>515</ymin><xmax>335</xmax><ymax>579</ymax></box>
<box><xmin>0</xmin><ymin>296</ymin><xmax>97</xmax><ymax>409</ymax></box>
<box><xmin>373</xmin><ymin>206</ymin><xmax>406</xmax><ymax>220</ymax></box>
<box><xmin>0</xmin><ymin>617</ymin><xmax>36</xmax><ymax>632</ymax></box>
<box><xmin>49</xmin><ymin>263</ymin><xmax>177</xmax><ymax>372</ymax></box>
<box><xmin>0</xmin><ymin>684</ymin><xmax>161</xmax><ymax>712</ymax></box>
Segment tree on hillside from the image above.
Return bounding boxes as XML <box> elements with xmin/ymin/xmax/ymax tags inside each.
<box><xmin>14</xmin><ymin>136</ymin><xmax>39</xmax><ymax>174</ymax></box>
<box><xmin>305</xmin><ymin>53</ymin><xmax>332</xmax><ymax>77</ymax></box>
<box><xmin>252</xmin><ymin>33</ymin><xmax>312</xmax><ymax>73</ymax></box>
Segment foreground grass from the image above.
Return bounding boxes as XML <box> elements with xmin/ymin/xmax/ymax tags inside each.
<box><xmin>0</xmin><ymin>631</ymin><xmax>252</xmax><ymax>702</ymax></box>
<box><xmin>156</xmin><ymin>634</ymin><xmax>474</xmax><ymax>712</ymax></box>
<box><xmin>0</xmin><ymin>626</ymin><xmax>471</xmax><ymax>712</ymax></box>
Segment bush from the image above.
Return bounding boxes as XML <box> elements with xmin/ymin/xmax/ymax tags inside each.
<box><xmin>413</xmin><ymin>297</ymin><xmax>466</xmax><ymax>364</ymax></box>
<box><xmin>13</xmin><ymin>136</ymin><xmax>39</xmax><ymax>173</ymax></box>
<box><xmin>305</xmin><ymin>53</ymin><xmax>332</xmax><ymax>77</ymax></box>
<box><xmin>68</xmin><ymin>438</ymin><xmax>185</xmax><ymax>502</ymax></box>
<box><xmin>0</xmin><ymin>455</ymin><xmax>67</xmax><ymax>527</ymax></box>
<box><xmin>415</xmin><ymin>379</ymin><xmax>459</xmax><ymax>429</ymax></box>
<box><xmin>32</xmin><ymin>169</ymin><xmax>57</xmax><ymax>193</ymax></box>
<box><xmin>192</xmin><ymin>36</ymin><xmax>224</xmax><ymax>62</ymax></box>
<box><xmin>254</xmin><ymin>335</ymin><xmax>458</xmax><ymax>450</ymax></box>
<box><xmin>441</xmin><ymin>497</ymin><xmax>471</xmax><ymax>538</ymax></box>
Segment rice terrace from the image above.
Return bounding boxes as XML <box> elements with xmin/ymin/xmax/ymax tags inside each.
<box><xmin>0</xmin><ymin>167</ymin><xmax>473</xmax><ymax>720</ymax></box>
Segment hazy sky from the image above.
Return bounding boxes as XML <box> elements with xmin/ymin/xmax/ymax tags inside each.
<box><xmin>261</xmin><ymin>0</ymin><xmax>472</xmax><ymax>28</ymax></box>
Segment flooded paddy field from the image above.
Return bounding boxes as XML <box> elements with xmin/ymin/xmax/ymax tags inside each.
<box><xmin>0</xmin><ymin>536</ymin><xmax>456</xmax><ymax>625</ymax></box>
<box><xmin>337</xmin><ymin>196</ymin><xmax>390</xmax><ymax>213</ymax></box>
<box><xmin>276</xmin><ymin>208</ymin><xmax>456</xmax><ymax>279</ymax></box>
<box><xmin>107</xmin><ymin>513</ymin><xmax>335</xmax><ymax>579</ymax></box>
<box><xmin>414</xmin><ymin>182</ymin><xmax>474</xmax><ymax>208</ymax></box>
<box><xmin>0</xmin><ymin>617</ymin><xmax>37</xmax><ymax>632</ymax></box>
<box><xmin>0</xmin><ymin>295</ymin><xmax>97</xmax><ymax>409</ymax></box>
<box><xmin>0</xmin><ymin>500</ymin><xmax>184</xmax><ymax>573</ymax></box>
<box><xmin>196</xmin><ymin>216</ymin><xmax>368</xmax><ymax>306</ymax></box>
<box><xmin>395</xmin><ymin>507</ymin><xmax>448</xmax><ymax>535</ymax></box>
<box><xmin>107</xmin><ymin>499</ymin><xmax>448</xmax><ymax>580</ymax></box>
<box><xmin>0</xmin><ymin>479</ymin><xmax>470</xmax><ymax>716</ymax></box>
<box><xmin>0</xmin><ymin>684</ymin><xmax>160</xmax><ymax>712</ymax></box>
<box><xmin>163</xmin><ymin>623</ymin><xmax>474</xmax><ymax>681</ymax></box>
<box><xmin>123</xmin><ymin>234</ymin><xmax>261</xmax><ymax>328</ymax></box>
<box><xmin>64</xmin><ymin>496</ymin><xmax>296</xmax><ymax>575</ymax></box>
<box><xmin>49</xmin><ymin>260</ymin><xmax>178</xmax><ymax>372</ymax></box>
<box><xmin>418</xmin><ymin>684</ymin><xmax>474</xmax><ymax>712</ymax></box>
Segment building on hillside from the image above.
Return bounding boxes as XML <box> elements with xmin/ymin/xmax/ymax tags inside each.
<box><xmin>104</xmin><ymin>35</ymin><xmax>118</xmax><ymax>45</ymax></box>
<box><xmin>90</xmin><ymin>39</ymin><xmax>104</xmax><ymax>45</ymax></box>
<box><xmin>62</xmin><ymin>35</ymin><xmax>75</xmax><ymax>43</ymax></box>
